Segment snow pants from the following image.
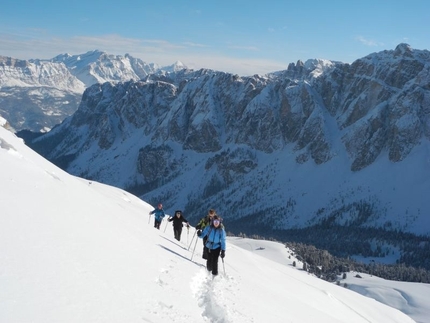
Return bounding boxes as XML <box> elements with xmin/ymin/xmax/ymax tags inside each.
<box><xmin>206</xmin><ymin>247</ymin><xmax>221</xmax><ymax>276</ymax></box>
<box><xmin>202</xmin><ymin>236</ymin><xmax>209</xmax><ymax>259</ymax></box>
<box><xmin>173</xmin><ymin>227</ymin><xmax>182</xmax><ymax>241</ymax></box>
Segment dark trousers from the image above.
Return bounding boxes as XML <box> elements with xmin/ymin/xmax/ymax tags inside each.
<box><xmin>173</xmin><ymin>228</ymin><xmax>182</xmax><ymax>241</ymax></box>
<box><xmin>202</xmin><ymin>236</ymin><xmax>209</xmax><ymax>259</ymax></box>
<box><xmin>206</xmin><ymin>247</ymin><xmax>221</xmax><ymax>276</ymax></box>
<box><xmin>154</xmin><ymin>219</ymin><xmax>161</xmax><ymax>229</ymax></box>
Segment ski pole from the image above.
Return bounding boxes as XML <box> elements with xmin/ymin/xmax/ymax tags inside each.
<box><xmin>187</xmin><ymin>226</ymin><xmax>189</xmax><ymax>245</ymax></box>
<box><xmin>190</xmin><ymin>235</ymin><xmax>199</xmax><ymax>261</ymax></box>
<box><xmin>164</xmin><ymin>217</ymin><xmax>170</xmax><ymax>233</ymax></box>
<box><xmin>188</xmin><ymin>229</ymin><xmax>197</xmax><ymax>250</ymax></box>
<box><xmin>222</xmin><ymin>258</ymin><xmax>226</xmax><ymax>275</ymax></box>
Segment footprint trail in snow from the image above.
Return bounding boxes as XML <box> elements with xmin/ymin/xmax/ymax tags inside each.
<box><xmin>191</xmin><ymin>267</ymin><xmax>252</xmax><ymax>323</ymax></box>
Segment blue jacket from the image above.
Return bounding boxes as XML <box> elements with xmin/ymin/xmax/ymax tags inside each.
<box><xmin>199</xmin><ymin>225</ymin><xmax>226</xmax><ymax>251</ymax></box>
<box><xmin>150</xmin><ymin>208</ymin><xmax>165</xmax><ymax>221</ymax></box>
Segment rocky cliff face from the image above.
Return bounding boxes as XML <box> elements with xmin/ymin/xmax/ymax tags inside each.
<box><xmin>0</xmin><ymin>51</ymin><xmax>186</xmax><ymax>132</ymax></box>
<box><xmin>26</xmin><ymin>44</ymin><xmax>430</xmax><ymax>241</ymax></box>
<box><xmin>0</xmin><ymin>56</ymin><xmax>84</xmax><ymax>131</ymax></box>
<box><xmin>321</xmin><ymin>43</ymin><xmax>430</xmax><ymax>171</ymax></box>
<box><xmin>50</xmin><ymin>50</ymin><xmax>157</xmax><ymax>87</ymax></box>
<box><xmin>0</xmin><ymin>56</ymin><xmax>85</xmax><ymax>91</ymax></box>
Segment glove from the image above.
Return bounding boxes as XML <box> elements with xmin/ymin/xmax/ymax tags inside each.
<box><xmin>197</xmin><ymin>230</ymin><xmax>202</xmax><ymax>237</ymax></box>
<box><xmin>220</xmin><ymin>250</ymin><xmax>225</xmax><ymax>259</ymax></box>
<box><xmin>186</xmin><ymin>223</ymin><xmax>190</xmax><ymax>228</ymax></box>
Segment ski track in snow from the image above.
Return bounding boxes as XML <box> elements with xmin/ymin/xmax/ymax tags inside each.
<box><xmin>191</xmin><ymin>267</ymin><xmax>251</xmax><ymax>323</ymax></box>
<box><xmin>155</xmin><ymin>234</ymin><xmax>253</xmax><ymax>322</ymax></box>
<box><xmin>159</xmin><ymin>234</ymin><xmax>251</xmax><ymax>322</ymax></box>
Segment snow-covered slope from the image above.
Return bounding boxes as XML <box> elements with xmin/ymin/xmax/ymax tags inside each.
<box><xmin>0</xmin><ymin>123</ymin><xmax>422</xmax><ymax>322</ymax></box>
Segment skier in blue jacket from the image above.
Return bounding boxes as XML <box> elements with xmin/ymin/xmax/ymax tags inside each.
<box><xmin>197</xmin><ymin>215</ymin><xmax>226</xmax><ymax>276</ymax></box>
<box><xmin>149</xmin><ymin>203</ymin><xmax>166</xmax><ymax>229</ymax></box>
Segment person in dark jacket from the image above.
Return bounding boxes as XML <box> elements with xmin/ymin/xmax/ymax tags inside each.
<box><xmin>149</xmin><ymin>203</ymin><xmax>165</xmax><ymax>229</ymax></box>
<box><xmin>197</xmin><ymin>215</ymin><xmax>226</xmax><ymax>276</ymax></box>
<box><xmin>168</xmin><ymin>210</ymin><xmax>190</xmax><ymax>241</ymax></box>
<box><xmin>195</xmin><ymin>209</ymin><xmax>216</xmax><ymax>259</ymax></box>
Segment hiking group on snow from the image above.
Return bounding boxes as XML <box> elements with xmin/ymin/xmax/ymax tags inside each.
<box><xmin>149</xmin><ymin>205</ymin><xmax>226</xmax><ymax>277</ymax></box>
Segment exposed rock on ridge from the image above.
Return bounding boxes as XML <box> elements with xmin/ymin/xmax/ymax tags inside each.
<box><xmin>27</xmin><ymin>44</ymin><xmax>430</xmax><ymax>239</ymax></box>
<box><xmin>0</xmin><ymin>51</ymin><xmax>187</xmax><ymax>132</ymax></box>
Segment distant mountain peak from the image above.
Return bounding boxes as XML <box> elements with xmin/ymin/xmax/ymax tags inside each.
<box><xmin>394</xmin><ymin>43</ymin><xmax>413</xmax><ymax>56</ymax></box>
<box><xmin>161</xmin><ymin>60</ymin><xmax>188</xmax><ymax>73</ymax></box>
<box><xmin>395</xmin><ymin>43</ymin><xmax>412</xmax><ymax>52</ymax></box>
<box><xmin>174</xmin><ymin>60</ymin><xmax>185</xmax><ymax>67</ymax></box>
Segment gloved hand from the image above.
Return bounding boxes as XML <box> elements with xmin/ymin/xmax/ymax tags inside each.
<box><xmin>197</xmin><ymin>230</ymin><xmax>202</xmax><ymax>237</ymax></box>
<box><xmin>186</xmin><ymin>223</ymin><xmax>190</xmax><ymax>228</ymax></box>
<box><xmin>220</xmin><ymin>250</ymin><xmax>225</xmax><ymax>259</ymax></box>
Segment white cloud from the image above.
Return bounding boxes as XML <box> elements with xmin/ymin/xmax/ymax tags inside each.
<box><xmin>0</xmin><ymin>32</ymin><xmax>287</xmax><ymax>75</ymax></box>
<box><xmin>181</xmin><ymin>41</ymin><xmax>209</xmax><ymax>48</ymax></box>
<box><xmin>356</xmin><ymin>36</ymin><xmax>384</xmax><ymax>47</ymax></box>
<box><xmin>227</xmin><ymin>45</ymin><xmax>259</xmax><ymax>51</ymax></box>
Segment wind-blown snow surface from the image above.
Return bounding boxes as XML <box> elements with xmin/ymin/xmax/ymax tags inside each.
<box><xmin>0</xmin><ymin>126</ymin><xmax>425</xmax><ymax>323</ymax></box>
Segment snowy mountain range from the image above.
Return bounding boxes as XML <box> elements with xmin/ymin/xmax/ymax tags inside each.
<box><xmin>2</xmin><ymin>44</ymin><xmax>430</xmax><ymax>269</ymax></box>
<box><xmin>0</xmin><ymin>50</ymin><xmax>186</xmax><ymax>131</ymax></box>
<box><xmin>0</xmin><ymin>122</ymin><xmax>426</xmax><ymax>323</ymax></box>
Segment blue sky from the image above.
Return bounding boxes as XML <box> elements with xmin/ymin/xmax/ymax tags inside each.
<box><xmin>1</xmin><ymin>0</ymin><xmax>429</xmax><ymax>75</ymax></box>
